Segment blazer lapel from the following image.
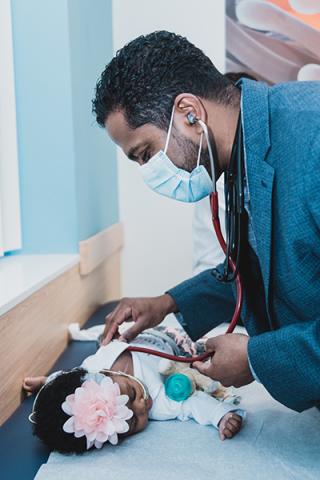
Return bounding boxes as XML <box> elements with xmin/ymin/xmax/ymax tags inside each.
<box><xmin>240</xmin><ymin>79</ymin><xmax>275</xmax><ymax>324</ymax></box>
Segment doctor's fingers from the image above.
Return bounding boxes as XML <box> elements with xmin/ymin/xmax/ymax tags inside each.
<box><xmin>204</xmin><ymin>335</ymin><xmax>224</xmax><ymax>353</ymax></box>
<box><xmin>104</xmin><ymin>296</ymin><xmax>141</xmax><ymax>324</ymax></box>
<box><xmin>118</xmin><ymin>318</ymin><xmax>147</xmax><ymax>343</ymax></box>
<box><xmin>105</xmin><ymin>299</ymin><xmax>129</xmax><ymax>323</ymax></box>
<box><xmin>191</xmin><ymin>357</ymin><xmax>217</xmax><ymax>379</ymax></box>
<box><xmin>102</xmin><ymin>306</ymin><xmax>133</xmax><ymax>345</ymax></box>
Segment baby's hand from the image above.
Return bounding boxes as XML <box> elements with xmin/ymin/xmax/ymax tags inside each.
<box><xmin>23</xmin><ymin>376</ymin><xmax>47</xmax><ymax>393</ymax></box>
<box><xmin>218</xmin><ymin>412</ymin><xmax>242</xmax><ymax>441</ymax></box>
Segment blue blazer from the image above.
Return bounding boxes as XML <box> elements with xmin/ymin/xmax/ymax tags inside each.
<box><xmin>168</xmin><ymin>79</ymin><xmax>320</xmax><ymax>412</ymax></box>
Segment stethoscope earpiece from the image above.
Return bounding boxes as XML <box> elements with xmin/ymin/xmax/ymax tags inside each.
<box><xmin>187</xmin><ymin>113</ymin><xmax>208</xmax><ymax>136</ymax></box>
<box><xmin>187</xmin><ymin>112</ymin><xmax>198</xmax><ymax>125</ymax></box>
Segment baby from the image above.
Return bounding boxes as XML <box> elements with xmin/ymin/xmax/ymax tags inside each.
<box><xmin>23</xmin><ymin>326</ymin><xmax>245</xmax><ymax>454</ymax></box>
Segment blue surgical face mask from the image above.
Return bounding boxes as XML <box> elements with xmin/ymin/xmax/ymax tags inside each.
<box><xmin>140</xmin><ymin>106</ymin><xmax>214</xmax><ymax>203</ymax></box>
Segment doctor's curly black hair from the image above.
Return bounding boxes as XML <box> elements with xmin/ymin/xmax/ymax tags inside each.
<box><xmin>92</xmin><ymin>30</ymin><xmax>237</xmax><ymax>130</ymax></box>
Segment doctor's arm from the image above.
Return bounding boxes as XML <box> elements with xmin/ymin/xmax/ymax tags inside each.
<box><xmin>166</xmin><ymin>266</ymin><xmax>236</xmax><ymax>340</ymax></box>
<box><xmin>248</xmin><ymin>319</ymin><xmax>320</xmax><ymax>412</ymax></box>
<box><xmin>101</xmin><ymin>266</ymin><xmax>234</xmax><ymax>345</ymax></box>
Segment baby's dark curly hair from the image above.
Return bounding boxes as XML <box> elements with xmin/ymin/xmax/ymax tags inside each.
<box><xmin>32</xmin><ymin>368</ymin><xmax>88</xmax><ymax>454</ymax></box>
<box><xmin>92</xmin><ymin>30</ymin><xmax>236</xmax><ymax>130</ymax></box>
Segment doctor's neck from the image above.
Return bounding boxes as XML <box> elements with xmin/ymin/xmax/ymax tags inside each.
<box><xmin>204</xmin><ymin>94</ymin><xmax>241</xmax><ymax>176</ymax></box>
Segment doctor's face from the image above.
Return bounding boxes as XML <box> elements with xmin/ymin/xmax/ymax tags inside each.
<box><xmin>105</xmin><ymin>110</ymin><xmax>211</xmax><ymax>174</ymax></box>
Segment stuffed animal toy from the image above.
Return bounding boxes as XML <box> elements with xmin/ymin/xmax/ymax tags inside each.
<box><xmin>158</xmin><ymin>358</ymin><xmax>221</xmax><ymax>402</ymax></box>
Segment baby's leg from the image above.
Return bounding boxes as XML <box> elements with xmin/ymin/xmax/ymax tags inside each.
<box><xmin>23</xmin><ymin>376</ymin><xmax>47</xmax><ymax>393</ymax></box>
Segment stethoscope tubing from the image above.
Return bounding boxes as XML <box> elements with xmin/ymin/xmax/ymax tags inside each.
<box><xmin>127</xmin><ymin>191</ymin><xmax>243</xmax><ymax>364</ymax></box>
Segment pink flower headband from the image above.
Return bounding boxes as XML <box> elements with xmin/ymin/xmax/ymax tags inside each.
<box><xmin>61</xmin><ymin>374</ymin><xmax>133</xmax><ymax>450</ymax></box>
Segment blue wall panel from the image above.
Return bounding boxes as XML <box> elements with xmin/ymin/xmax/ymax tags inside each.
<box><xmin>10</xmin><ymin>0</ymin><xmax>118</xmax><ymax>253</ymax></box>
<box><xmin>68</xmin><ymin>0</ymin><xmax>118</xmax><ymax>242</ymax></box>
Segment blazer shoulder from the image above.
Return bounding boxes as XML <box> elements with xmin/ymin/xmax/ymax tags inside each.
<box><xmin>269</xmin><ymin>81</ymin><xmax>320</xmax><ymax>113</ymax></box>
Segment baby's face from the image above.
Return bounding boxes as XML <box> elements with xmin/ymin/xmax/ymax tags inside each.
<box><xmin>105</xmin><ymin>373</ymin><xmax>153</xmax><ymax>436</ymax></box>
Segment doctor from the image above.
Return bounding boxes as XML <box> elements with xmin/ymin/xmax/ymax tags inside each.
<box><xmin>93</xmin><ymin>31</ymin><xmax>320</xmax><ymax>413</ymax></box>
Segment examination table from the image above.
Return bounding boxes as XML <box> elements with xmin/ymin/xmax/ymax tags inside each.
<box><xmin>1</xmin><ymin>302</ymin><xmax>319</xmax><ymax>480</ymax></box>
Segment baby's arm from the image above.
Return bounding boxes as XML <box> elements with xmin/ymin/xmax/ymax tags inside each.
<box><xmin>149</xmin><ymin>388</ymin><xmax>245</xmax><ymax>440</ymax></box>
<box><xmin>23</xmin><ymin>369</ymin><xmax>64</xmax><ymax>393</ymax></box>
<box><xmin>218</xmin><ymin>411</ymin><xmax>242</xmax><ymax>440</ymax></box>
<box><xmin>179</xmin><ymin>390</ymin><xmax>245</xmax><ymax>440</ymax></box>
<box><xmin>179</xmin><ymin>390</ymin><xmax>245</xmax><ymax>426</ymax></box>
<box><xmin>23</xmin><ymin>376</ymin><xmax>47</xmax><ymax>393</ymax></box>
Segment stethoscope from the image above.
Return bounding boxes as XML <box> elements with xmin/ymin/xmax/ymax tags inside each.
<box><xmin>125</xmin><ymin>113</ymin><xmax>245</xmax><ymax>364</ymax></box>
<box><xmin>208</xmin><ymin>114</ymin><xmax>245</xmax><ymax>334</ymax></box>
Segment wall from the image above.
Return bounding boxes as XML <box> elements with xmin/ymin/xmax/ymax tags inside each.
<box><xmin>68</xmin><ymin>0</ymin><xmax>119</xmax><ymax>242</ymax></box>
<box><xmin>0</xmin><ymin>0</ymin><xmax>21</xmax><ymax>256</ymax></box>
<box><xmin>10</xmin><ymin>0</ymin><xmax>118</xmax><ymax>254</ymax></box>
<box><xmin>112</xmin><ymin>0</ymin><xmax>226</xmax><ymax>296</ymax></box>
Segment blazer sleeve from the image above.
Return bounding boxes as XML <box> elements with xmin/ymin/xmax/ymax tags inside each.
<box><xmin>248</xmin><ymin>319</ymin><xmax>320</xmax><ymax>412</ymax></box>
<box><xmin>166</xmin><ymin>267</ymin><xmax>235</xmax><ymax>341</ymax></box>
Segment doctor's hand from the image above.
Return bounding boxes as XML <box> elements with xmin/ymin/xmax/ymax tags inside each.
<box><xmin>101</xmin><ymin>294</ymin><xmax>177</xmax><ymax>345</ymax></box>
<box><xmin>192</xmin><ymin>334</ymin><xmax>254</xmax><ymax>388</ymax></box>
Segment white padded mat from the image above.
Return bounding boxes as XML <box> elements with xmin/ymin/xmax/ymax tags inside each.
<box><xmin>34</xmin><ymin>380</ymin><xmax>320</xmax><ymax>480</ymax></box>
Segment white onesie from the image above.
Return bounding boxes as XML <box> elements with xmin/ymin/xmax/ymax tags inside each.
<box><xmin>81</xmin><ymin>332</ymin><xmax>245</xmax><ymax>430</ymax></box>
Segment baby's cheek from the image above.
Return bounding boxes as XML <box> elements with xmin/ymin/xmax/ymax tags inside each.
<box><xmin>136</xmin><ymin>414</ymin><xmax>149</xmax><ymax>433</ymax></box>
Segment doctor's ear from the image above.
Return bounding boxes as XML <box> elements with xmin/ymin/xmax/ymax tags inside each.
<box><xmin>174</xmin><ymin>93</ymin><xmax>206</xmax><ymax>128</ymax></box>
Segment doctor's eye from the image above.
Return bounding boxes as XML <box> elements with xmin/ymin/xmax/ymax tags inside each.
<box><xmin>142</xmin><ymin>150</ymin><xmax>151</xmax><ymax>164</ymax></box>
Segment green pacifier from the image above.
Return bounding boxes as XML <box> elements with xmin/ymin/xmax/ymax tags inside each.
<box><xmin>164</xmin><ymin>373</ymin><xmax>193</xmax><ymax>402</ymax></box>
